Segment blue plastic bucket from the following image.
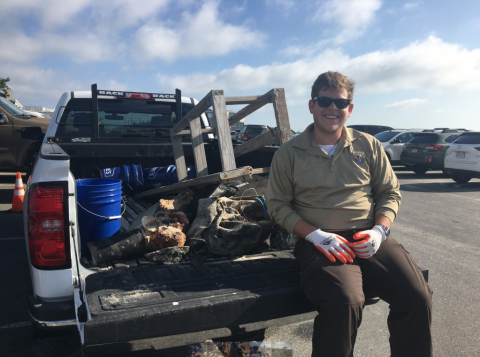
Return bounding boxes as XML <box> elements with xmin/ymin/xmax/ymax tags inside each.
<box><xmin>143</xmin><ymin>165</ymin><xmax>197</xmax><ymax>190</ymax></box>
<box><xmin>99</xmin><ymin>166</ymin><xmax>131</xmax><ymax>190</ymax></box>
<box><xmin>131</xmin><ymin>164</ymin><xmax>144</xmax><ymax>192</ymax></box>
<box><xmin>76</xmin><ymin>178</ymin><xmax>123</xmax><ymax>254</ymax></box>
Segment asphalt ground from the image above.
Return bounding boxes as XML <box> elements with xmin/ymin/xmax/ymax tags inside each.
<box><xmin>0</xmin><ymin>169</ymin><xmax>479</xmax><ymax>356</ymax></box>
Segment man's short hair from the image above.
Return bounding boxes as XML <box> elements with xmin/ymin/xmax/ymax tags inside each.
<box><xmin>311</xmin><ymin>71</ymin><xmax>355</xmax><ymax>100</ymax></box>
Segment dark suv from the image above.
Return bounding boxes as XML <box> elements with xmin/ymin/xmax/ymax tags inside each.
<box><xmin>400</xmin><ymin>129</ymin><xmax>464</xmax><ymax>174</ymax></box>
<box><xmin>235</xmin><ymin>124</ymin><xmax>270</xmax><ymax>144</ymax></box>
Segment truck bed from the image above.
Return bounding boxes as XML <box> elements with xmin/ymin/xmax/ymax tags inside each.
<box><xmin>82</xmin><ymin>192</ymin><xmax>314</xmax><ymax>353</ymax></box>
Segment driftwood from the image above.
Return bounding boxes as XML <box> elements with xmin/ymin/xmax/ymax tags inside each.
<box><xmin>159</xmin><ymin>190</ymin><xmax>195</xmax><ymax>211</ymax></box>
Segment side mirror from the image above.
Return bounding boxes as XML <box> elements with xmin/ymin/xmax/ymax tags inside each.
<box><xmin>0</xmin><ymin>113</ymin><xmax>8</xmax><ymax>125</ymax></box>
<box><xmin>21</xmin><ymin>126</ymin><xmax>45</xmax><ymax>141</ymax></box>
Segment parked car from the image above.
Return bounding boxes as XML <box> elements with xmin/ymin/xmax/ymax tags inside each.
<box><xmin>235</xmin><ymin>124</ymin><xmax>270</xmax><ymax>143</ymax></box>
<box><xmin>444</xmin><ymin>131</ymin><xmax>480</xmax><ymax>183</ymax></box>
<box><xmin>0</xmin><ymin>95</ymin><xmax>50</xmax><ymax>172</ymax></box>
<box><xmin>400</xmin><ymin>129</ymin><xmax>463</xmax><ymax>174</ymax></box>
<box><xmin>374</xmin><ymin>129</ymin><xmax>423</xmax><ymax>164</ymax></box>
<box><xmin>347</xmin><ymin>124</ymin><xmax>394</xmax><ymax>136</ymax></box>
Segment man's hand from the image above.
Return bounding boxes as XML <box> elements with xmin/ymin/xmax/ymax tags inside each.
<box><xmin>305</xmin><ymin>229</ymin><xmax>356</xmax><ymax>264</ymax></box>
<box><xmin>348</xmin><ymin>225</ymin><xmax>387</xmax><ymax>259</ymax></box>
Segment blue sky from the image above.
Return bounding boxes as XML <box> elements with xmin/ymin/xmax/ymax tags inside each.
<box><xmin>2</xmin><ymin>0</ymin><xmax>480</xmax><ymax>131</ymax></box>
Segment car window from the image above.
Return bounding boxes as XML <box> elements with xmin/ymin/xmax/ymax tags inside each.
<box><xmin>397</xmin><ymin>132</ymin><xmax>415</xmax><ymax>143</ymax></box>
<box><xmin>409</xmin><ymin>134</ymin><xmax>438</xmax><ymax>144</ymax></box>
<box><xmin>247</xmin><ymin>127</ymin><xmax>265</xmax><ymax>136</ymax></box>
<box><xmin>453</xmin><ymin>133</ymin><xmax>480</xmax><ymax>144</ymax></box>
<box><xmin>0</xmin><ymin>97</ymin><xmax>28</xmax><ymax>116</ymax></box>
<box><xmin>364</xmin><ymin>126</ymin><xmax>393</xmax><ymax>135</ymax></box>
<box><xmin>55</xmin><ymin>98</ymin><xmax>195</xmax><ymax>137</ymax></box>
<box><xmin>443</xmin><ymin>135</ymin><xmax>460</xmax><ymax>143</ymax></box>
<box><xmin>374</xmin><ymin>131</ymin><xmax>399</xmax><ymax>142</ymax></box>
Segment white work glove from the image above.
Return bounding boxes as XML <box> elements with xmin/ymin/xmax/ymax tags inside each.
<box><xmin>348</xmin><ymin>225</ymin><xmax>387</xmax><ymax>259</ymax></box>
<box><xmin>305</xmin><ymin>229</ymin><xmax>356</xmax><ymax>264</ymax></box>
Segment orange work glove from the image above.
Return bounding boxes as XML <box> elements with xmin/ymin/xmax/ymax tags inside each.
<box><xmin>348</xmin><ymin>225</ymin><xmax>387</xmax><ymax>259</ymax></box>
<box><xmin>305</xmin><ymin>229</ymin><xmax>356</xmax><ymax>264</ymax></box>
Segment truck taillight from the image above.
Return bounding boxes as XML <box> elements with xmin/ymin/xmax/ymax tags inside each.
<box><xmin>424</xmin><ymin>145</ymin><xmax>442</xmax><ymax>151</ymax></box>
<box><xmin>243</xmin><ymin>135</ymin><xmax>248</xmax><ymax>142</ymax></box>
<box><xmin>28</xmin><ymin>186</ymin><xmax>68</xmax><ymax>267</ymax></box>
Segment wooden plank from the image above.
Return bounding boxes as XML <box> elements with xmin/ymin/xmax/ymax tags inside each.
<box><xmin>272</xmin><ymin>88</ymin><xmax>292</xmax><ymax>144</ymax></box>
<box><xmin>136</xmin><ymin>166</ymin><xmax>253</xmax><ymax>198</ymax></box>
<box><xmin>252</xmin><ymin>167</ymin><xmax>270</xmax><ymax>175</ymax></box>
<box><xmin>234</xmin><ymin>127</ymin><xmax>280</xmax><ymax>158</ymax></box>
<box><xmin>212</xmin><ymin>92</ymin><xmax>236</xmax><ymax>171</ymax></box>
<box><xmin>170</xmin><ymin>91</ymin><xmax>216</xmax><ymax>135</ymax></box>
<box><xmin>171</xmin><ymin>136</ymin><xmax>187</xmax><ymax>182</ymax></box>
<box><xmin>228</xmin><ymin>89</ymin><xmax>274</xmax><ymax>126</ymax></box>
<box><xmin>224</xmin><ymin>95</ymin><xmax>262</xmax><ymax>105</ymax></box>
<box><xmin>190</xmin><ymin>116</ymin><xmax>208</xmax><ymax>177</ymax></box>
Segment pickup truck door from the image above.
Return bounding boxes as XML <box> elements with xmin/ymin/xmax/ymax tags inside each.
<box><xmin>11</xmin><ymin>115</ymin><xmax>50</xmax><ymax>169</ymax></box>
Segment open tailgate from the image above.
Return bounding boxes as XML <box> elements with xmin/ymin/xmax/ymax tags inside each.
<box><xmin>82</xmin><ymin>250</ymin><xmax>313</xmax><ymax>349</ymax></box>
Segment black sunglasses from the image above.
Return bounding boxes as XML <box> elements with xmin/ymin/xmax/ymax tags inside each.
<box><xmin>313</xmin><ymin>96</ymin><xmax>351</xmax><ymax>109</ymax></box>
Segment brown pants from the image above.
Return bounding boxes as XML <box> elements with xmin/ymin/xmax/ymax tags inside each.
<box><xmin>294</xmin><ymin>233</ymin><xmax>433</xmax><ymax>357</ymax></box>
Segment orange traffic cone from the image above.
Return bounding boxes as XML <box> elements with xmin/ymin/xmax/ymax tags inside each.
<box><xmin>12</xmin><ymin>172</ymin><xmax>25</xmax><ymax>212</ymax></box>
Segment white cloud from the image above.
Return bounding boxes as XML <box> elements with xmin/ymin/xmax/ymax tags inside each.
<box><xmin>157</xmin><ymin>36</ymin><xmax>480</xmax><ymax>101</ymax></box>
<box><xmin>385</xmin><ymin>98</ymin><xmax>427</xmax><ymax>109</ymax></box>
<box><xmin>283</xmin><ymin>0</ymin><xmax>382</xmax><ymax>56</ymax></box>
<box><xmin>0</xmin><ymin>0</ymin><xmax>260</xmax><ymax>64</ymax></box>
<box><xmin>404</xmin><ymin>2</ymin><xmax>422</xmax><ymax>10</ymax></box>
<box><xmin>134</xmin><ymin>1</ymin><xmax>265</xmax><ymax>62</ymax></box>
<box><xmin>0</xmin><ymin>63</ymin><xmax>84</xmax><ymax>107</ymax></box>
<box><xmin>312</xmin><ymin>0</ymin><xmax>382</xmax><ymax>44</ymax></box>
<box><xmin>1</xmin><ymin>0</ymin><xmax>171</xmax><ymax>29</ymax></box>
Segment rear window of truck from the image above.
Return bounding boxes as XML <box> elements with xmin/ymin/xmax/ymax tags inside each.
<box><xmin>55</xmin><ymin>98</ymin><xmax>196</xmax><ymax>138</ymax></box>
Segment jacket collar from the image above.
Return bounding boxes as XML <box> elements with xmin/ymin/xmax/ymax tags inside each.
<box><xmin>291</xmin><ymin>124</ymin><xmax>364</xmax><ymax>155</ymax></box>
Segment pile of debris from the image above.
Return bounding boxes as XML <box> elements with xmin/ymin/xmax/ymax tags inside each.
<box><xmin>86</xmin><ymin>177</ymin><xmax>293</xmax><ymax>267</ymax></box>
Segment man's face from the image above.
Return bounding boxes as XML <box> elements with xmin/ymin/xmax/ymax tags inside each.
<box><xmin>309</xmin><ymin>87</ymin><xmax>354</xmax><ymax>136</ymax></box>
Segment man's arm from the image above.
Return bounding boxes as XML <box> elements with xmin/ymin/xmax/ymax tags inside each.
<box><xmin>369</xmin><ymin>138</ymin><xmax>401</xmax><ymax>223</ymax></box>
<box><xmin>265</xmin><ymin>149</ymin><xmax>303</xmax><ymax>233</ymax></box>
<box><xmin>293</xmin><ymin>219</ymin><xmax>317</xmax><ymax>239</ymax></box>
<box><xmin>375</xmin><ymin>214</ymin><xmax>391</xmax><ymax>228</ymax></box>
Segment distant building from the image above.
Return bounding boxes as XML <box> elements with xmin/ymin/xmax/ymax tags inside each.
<box><xmin>22</xmin><ymin>106</ymin><xmax>55</xmax><ymax>118</ymax></box>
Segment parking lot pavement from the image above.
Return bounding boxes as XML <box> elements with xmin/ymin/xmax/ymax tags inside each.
<box><xmin>0</xmin><ymin>170</ymin><xmax>479</xmax><ymax>356</ymax></box>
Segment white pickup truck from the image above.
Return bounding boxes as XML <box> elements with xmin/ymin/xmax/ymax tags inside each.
<box><xmin>22</xmin><ymin>86</ymin><xmax>316</xmax><ymax>356</ymax></box>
